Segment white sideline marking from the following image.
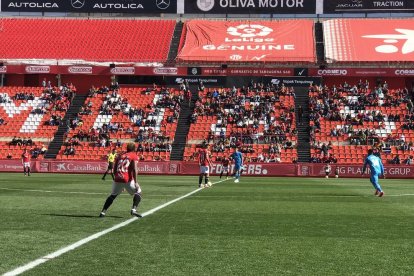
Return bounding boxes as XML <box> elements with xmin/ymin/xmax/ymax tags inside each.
<box><xmin>3</xmin><ymin>178</ymin><xmax>230</xmax><ymax>276</ymax></box>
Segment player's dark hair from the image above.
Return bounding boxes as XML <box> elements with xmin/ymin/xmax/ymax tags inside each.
<box><xmin>367</xmin><ymin>149</ymin><xmax>373</xmax><ymax>155</ymax></box>
<box><xmin>126</xmin><ymin>143</ymin><xmax>136</xmax><ymax>152</ymax></box>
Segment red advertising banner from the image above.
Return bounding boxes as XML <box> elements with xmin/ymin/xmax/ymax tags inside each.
<box><xmin>37</xmin><ymin>160</ymin><xmax>180</xmax><ymax>175</ymax></box>
<box><xmin>324</xmin><ymin>19</ymin><xmax>414</xmax><ymax>62</ymax></box>
<box><xmin>298</xmin><ymin>164</ymin><xmax>414</xmax><ymax>178</ymax></box>
<box><xmin>1</xmin><ymin>65</ymin><xmax>188</xmax><ymax>76</ymax></box>
<box><xmin>308</xmin><ymin>68</ymin><xmax>414</xmax><ymax>77</ymax></box>
<box><xmin>1</xmin><ymin>160</ymin><xmax>413</xmax><ymax>178</ymax></box>
<box><xmin>201</xmin><ymin>67</ymin><xmax>294</xmax><ymax>76</ymax></box>
<box><xmin>1</xmin><ymin>64</ymin><xmax>413</xmax><ymax>77</ymax></box>
<box><xmin>0</xmin><ymin>160</ymin><xmax>37</xmax><ymax>172</ymax></box>
<box><xmin>177</xmin><ymin>20</ymin><xmax>316</xmax><ymax>63</ymax></box>
<box><xmin>180</xmin><ymin>162</ymin><xmax>297</xmax><ymax>176</ymax></box>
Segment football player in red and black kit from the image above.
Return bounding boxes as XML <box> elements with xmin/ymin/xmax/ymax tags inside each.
<box><xmin>220</xmin><ymin>157</ymin><xmax>230</xmax><ymax>179</ymax></box>
<box><xmin>21</xmin><ymin>149</ymin><xmax>31</xmax><ymax>176</ymax></box>
<box><xmin>198</xmin><ymin>144</ymin><xmax>213</xmax><ymax>188</ymax></box>
<box><xmin>100</xmin><ymin>143</ymin><xmax>142</xmax><ymax>218</ymax></box>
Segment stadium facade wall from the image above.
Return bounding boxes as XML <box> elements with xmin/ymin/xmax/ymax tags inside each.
<box><xmin>3</xmin><ymin>65</ymin><xmax>413</xmax><ymax>92</ymax></box>
<box><xmin>0</xmin><ymin>160</ymin><xmax>413</xmax><ymax>179</ymax></box>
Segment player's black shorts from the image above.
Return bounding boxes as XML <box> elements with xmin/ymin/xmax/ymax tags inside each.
<box><xmin>107</xmin><ymin>162</ymin><xmax>114</xmax><ymax>170</ymax></box>
<box><xmin>325</xmin><ymin>171</ymin><xmax>330</xmax><ymax>176</ymax></box>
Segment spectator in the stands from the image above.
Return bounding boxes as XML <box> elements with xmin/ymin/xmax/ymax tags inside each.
<box><xmin>64</xmin><ymin>146</ymin><xmax>75</xmax><ymax>156</ymax></box>
<box><xmin>31</xmin><ymin>147</ymin><xmax>41</xmax><ymax>159</ymax></box>
<box><xmin>10</xmin><ymin>136</ymin><xmax>23</xmax><ymax>146</ymax></box>
<box><xmin>0</xmin><ymin>116</ymin><xmax>4</xmax><ymax>125</ymax></box>
<box><xmin>40</xmin><ymin>145</ymin><xmax>47</xmax><ymax>154</ymax></box>
<box><xmin>26</xmin><ymin>137</ymin><xmax>33</xmax><ymax>146</ymax></box>
<box><xmin>6</xmin><ymin>152</ymin><xmax>12</xmax><ymax>159</ymax></box>
<box><xmin>391</xmin><ymin>155</ymin><xmax>401</xmax><ymax>164</ymax></box>
<box><xmin>405</xmin><ymin>155</ymin><xmax>413</xmax><ymax>165</ymax></box>
<box><xmin>198</xmin><ymin>81</ymin><xmax>205</xmax><ymax>91</ymax></box>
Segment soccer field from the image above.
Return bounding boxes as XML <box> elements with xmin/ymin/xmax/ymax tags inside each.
<box><xmin>1</xmin><ymin>173</ymin><xmax>413</xmax><ymax>275</ymax></box>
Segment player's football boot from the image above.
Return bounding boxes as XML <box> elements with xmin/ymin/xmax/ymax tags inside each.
<box><xmin>378</xmin><ymin>192</ymin><xmax>384</xmax><ymax>197</ymax></box>
<box><xmin>99</xmin><ymin>212</ymin><xmax>106</xmax><ymax>218</ymax></box>
<box><xmin>234</xmin><ymin>179</ymin><xmax>239</xmax><ymax>183</ymax></box>
<box><xmin>374</xmin><ymin>190</ymin><xmax>379</xmax><ymax>196</ymax></box>
<box><xmin>131</xmin><ymin>210</ymin><xmax>142</xmax><ymax>218</ymax></box>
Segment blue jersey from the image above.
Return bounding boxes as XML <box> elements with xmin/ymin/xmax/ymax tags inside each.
<box><xmin>363</xmin><ymin>154</ymin><xmax>384</xmax><ymax>175</ymax></box>
<box><xmin>231</xmin><ymin>151</ymin><xmax>243</xmax><ymax>165</ymax></box>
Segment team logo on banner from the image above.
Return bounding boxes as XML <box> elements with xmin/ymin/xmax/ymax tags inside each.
<box><xmin>153</xmin><ymin>67</ymin><xmax>178</xmax><ymax>75</ymax></box>
<box><xmin>25</xmin><ymin>66</ymin><xmax>50</xmax><ymax>73</ymax></box>
<box><xmin>177</xmin><ymin>20</ymin><xmax>315</xmax><ymax>63</ymax></box>
<box><xmin>197</xmin><ymin>0</ymin><xmax>215</xmax><ymax>12</ymax></box>
<box><xmin>68</xmin><ymin>66</ymin><xmax>93</xmax><ymax>74</ymax></box>
<box><xmin>71</xmin><ymin>0</ymin><xmax>85</xmax><ymax>9</ymax></box>
<box><xmin>363</xmin><ymin>29</ymin><xmax>414</xmax><ymax>54</ymax></box>
<box><xmin>110</xmin><ymin>67</ymin><xmax>135</xmax><ymax>75</ymax></box>
<box><xmin>230</xmin><ymin>54</ymin><xmax>242</xmax><ymax>61</ymax></box>
<box><xmin>227</xmin><ymin>24</ymin><xmax>273</xmax><ymax>38</ymax></box>
<box><xmin>156</xmin><ymin>0</ymin><xmax>170</xmax><ymax>10</ymax></box>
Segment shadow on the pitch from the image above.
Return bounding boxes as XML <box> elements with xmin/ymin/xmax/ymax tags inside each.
<box><xmin>43</xmin><ymin>213</ymin><xmax>124</xmax><ymax>219</ymax></box>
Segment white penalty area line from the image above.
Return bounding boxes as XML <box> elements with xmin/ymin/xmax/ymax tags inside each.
<box><xmin>3</xmin><ymin>178</ymin><xmax>230</xmax><ymax>276</ymax></box>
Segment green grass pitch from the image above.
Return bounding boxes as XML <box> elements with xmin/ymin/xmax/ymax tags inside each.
<box><xmin>1</xmin><ymin>173</ymin><xmax>414</xmax><ymax>275</ymax></box>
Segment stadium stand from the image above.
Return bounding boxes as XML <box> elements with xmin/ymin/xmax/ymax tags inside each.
<box><xmin>0</xmin><ymin>18</ymin><xmax>412</xmax><ymax>166</ymax></box>
<box><xmin>0</xmin><ymin>84</ymin><xmax>76</xmax><ymax>159</ymax></box>
<box><xmin>184</xmin><ymin>83</ymin><xmax>298</xmax><ymax>163</ymax></box>
<box><xmin>56</xmin><ymin>86</ymin><xmax>182</xmax><ymax>160</ymax></box>
<box><xmin>309</xmin><ymin>82</ymin><xmax>414</xmax><ymax>164</ymax></box>
<box><xmin>0</xmin><ymin>18</ymin><xmax>176</xmax><ymax>62</ymax></box>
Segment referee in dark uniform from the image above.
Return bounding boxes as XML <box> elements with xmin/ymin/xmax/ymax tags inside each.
<box><xmin>102</xmin><ymin>149</ymin><xmax>117</xmax><ymax>180</ymax></box>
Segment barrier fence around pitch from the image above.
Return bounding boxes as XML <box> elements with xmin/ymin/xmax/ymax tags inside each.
<box><xmin>0</xmin><ymin>160</ymin><xmax>413</xmax><ymax>178</ymax></box>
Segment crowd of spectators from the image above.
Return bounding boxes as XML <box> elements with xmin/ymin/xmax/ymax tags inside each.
<box><xmin>14</xmin><ymin>92</ymin><xmax>35</xmax><ymax>101</ymax></box>
<box><xmin>10</xmin><ymin>136</ymin><xmax>34</xmax><ymax>146</ymax></box>
<box><xmin>191</xmin><ymin>82</ymin><xmax>297</xmax><ymax>161</ymax></box>
<box><xmin>6</xmin><ymin>137</ymin><xmax>47</xmax><ymax>159</ymax></box>
<box><xmin>40</xmin><ymin>82</ymin><xmax>76</xmax><ymax>113</ymax></box>
<box><xmin>309</xmin><ymin>81</ymin><xmax>411</xmax><ymax>137</ymax></box>
<box><xmin>62</xmin><ymin>84</ymin><xmax>181</xmax><ymax>158</ymax></box>
<box><xmin>309</xmin><ymin>81</ymin><xmax>414</xmax><ymax>164</ymax></box>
